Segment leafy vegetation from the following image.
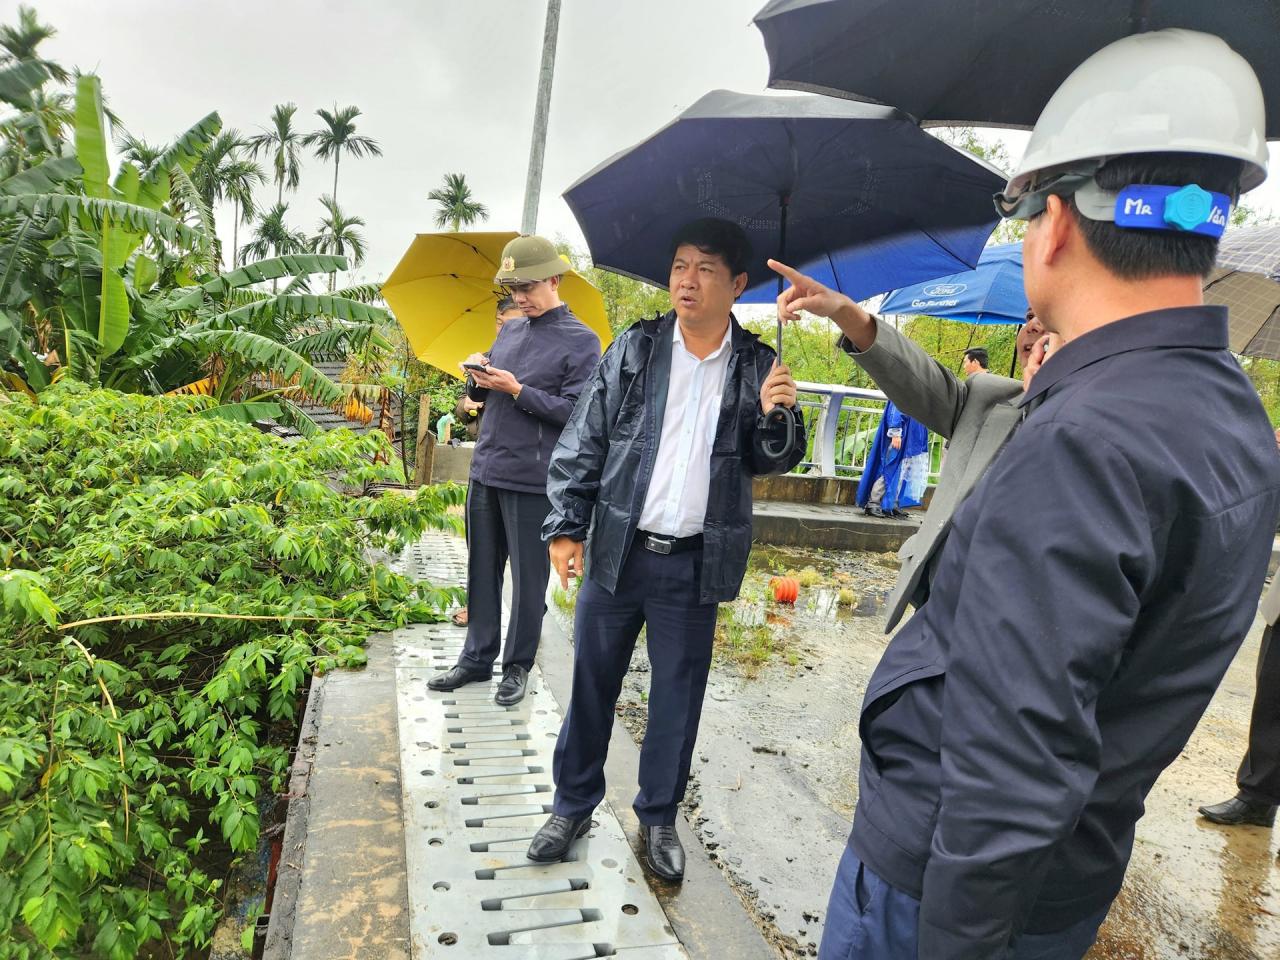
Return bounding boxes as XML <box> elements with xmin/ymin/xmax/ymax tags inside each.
<box><xmin>0</xmin><ymin>23</ymin><xmax>396</xmax><ymax>436</ymax></box>
<box><xmin>0</xmin><ymin>386</ymin><xmax>463</xmax><ymax>957</ymax></box>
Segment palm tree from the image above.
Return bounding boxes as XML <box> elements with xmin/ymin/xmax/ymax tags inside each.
<box><xmin>429</xmin><ymin>173</ymin><xmax>489</xmax><ymax>231</ymax></box>
<box><xmin>0</xmin><ymin>5</ymin><xmax>68</xmax><ymax>81</ymax></box>
<box><xmin>302</xmin><ymin>105</ymin><xmax>381</xmax><ymax>205</ymax></box>
<box><xmin>191</xmin><ymin>130</ymin><xmax>266</xmax><ymax>268</ymax></box>
<box><xmin>116</xmin><ymin>130</ymin><xmax>165</xmax><ymax>168</ymax></box>
<box><xmin>312</xmin><ymin>196</ymin><xmax>367</xmax><ymax>291</ymax></box>
<box><xmin>241</xmin><ymin>203</ymin><xmax>310</xmax><ymax>290</ymax></box>
<box><xmin>222</xmin><ymin>158</ymin><xmax>266</xmax><ymax>270</ymax></box>
<box><xmin>246</xmin><ymin>103</ymin><xmax>304</xmax><ymax>206</ymax></box>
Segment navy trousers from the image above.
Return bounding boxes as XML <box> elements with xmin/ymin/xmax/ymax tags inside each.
<box><xmin>458</xmin><ymin>479</ymin><xmax>551</xmax><ymax>673</ymax></box>
<box><xmin>819</xmin><ymin>847</ymin><xmax>1110</xmax><ymax>960</ymax></box>
<box><xmin>1237</xmin><ymin>623</ymin><xmax>1280</xmax><ymax>806</ymax></box>
<box><xmin>552</xmin><ymin>541</ymin><xmax>719</xmax><ymax>825</ymax></box>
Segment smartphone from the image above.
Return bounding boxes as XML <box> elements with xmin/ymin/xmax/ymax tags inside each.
<box><xmin>462</xmin><ymin>362</ymin><xmax>489</xmax><ymax>372</ymax></box>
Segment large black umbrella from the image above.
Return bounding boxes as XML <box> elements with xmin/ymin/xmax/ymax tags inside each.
<box><xmin>753</xmin><ymin>0</ymin><xmax>1280</xmax><ymax>137</ymax></box>
<box><xmin>563</xmin><ymin>89</ymin><xmax>1003</xmax><ymax>455</ymax></box>
<box><xmin>562</xmin><ymin>90</ymin><xmax>1004</xmax><ymax>312</ymax></box>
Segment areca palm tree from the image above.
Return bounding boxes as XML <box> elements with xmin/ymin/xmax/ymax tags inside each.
<box><xmin>191</xmin><ymin>130</ymin><xmax>266</xmax><ymax>268</ymax></box>
<box><xmin>0</xmin><ymin>4</ymin><xmax>67</xmax><ymax>81</ymax></box>
<box><xmin>312</xmin><ymin>196</ymin><xmax>367</xmax><ymax>291</ymax></box>
<box><xmin>116</xmin><ymin>130</ymin><xmax>165</xmax><ymax>168</ymax></box>
<box><xmin>246</xmin><ymin>103</ymin><xmax>304</xmax><ymax>205</ymax></box>
<box><xmin>429</xmin><ymin>172</ymin><xmax>488</xmax><ymax>231</ymax></box>
<box><xmin>302</xmin><ymin>105</ymin><xmax>381</xmax><ymax>205</ymax></box>
<box><xmin>241</xmin><ymin>203</ymin><xmax>310</xmax><ymax>290</ymax></box>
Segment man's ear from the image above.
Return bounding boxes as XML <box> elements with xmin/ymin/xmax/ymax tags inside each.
<box><xmin>732</xmin><ymin>272</ymin><xmax>749</xmax><ymax>298</ymax></box>
<box><xmin>1040</xmin><ymin>195</ymin><xmax>1074</xmax><ymax>266</ymax></box>
<box><xmin>549</xmin><ymin>274</ymin><xmax>562</xmax><ymax>292</ymax></box>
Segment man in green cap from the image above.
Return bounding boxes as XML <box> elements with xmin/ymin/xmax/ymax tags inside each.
<box><xmin>428</xmin><ymin>235</ymin><xmax>602</xmax><ymax>706</ymax></box>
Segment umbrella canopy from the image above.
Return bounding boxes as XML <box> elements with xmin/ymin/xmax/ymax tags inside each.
<box><xmin>562</xmin><ymin>90</ymin><xmax>1005</xmax><ymax>306</ymax></box>
<box><xmin>753</xmin><ymin>0</ymin><xmax>1280</xmax><ymax>137</ymax></box>
<box><xmin>381</xmin><ymin>231</ymin><xmax>612</xmax><ymax>379</ymax></box>
<box><xmin>1204</xmin><ymin>224</ymin><xmax>1280</xmax><ymax>359</ymax></box>
<box><xmin>879</xmin><ymin>243</ymin><xmax>1027</xmax><ymax>324</ymax></box>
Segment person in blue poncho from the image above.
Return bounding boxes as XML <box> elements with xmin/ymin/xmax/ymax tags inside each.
<box><xmin>856</xmin><ymin>400</ymin><xmax>930</xmax><ymax>519</ymax></box>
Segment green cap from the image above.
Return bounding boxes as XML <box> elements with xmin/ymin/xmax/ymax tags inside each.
<box><xmin>493</xmin><ymin>234</ymin><xmax>566</xmax><ymax>284</ymax></box>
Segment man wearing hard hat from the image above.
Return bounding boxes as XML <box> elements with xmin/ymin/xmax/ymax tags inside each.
<box><xmin>775</xmin><ymin>29</ymin><xmax>1280</xmax><ymax>960</ymax></box>
<box><xmin>427</xmin><ymin>235</ymin><xmax>601</xmax><ymax>707</ymax></box>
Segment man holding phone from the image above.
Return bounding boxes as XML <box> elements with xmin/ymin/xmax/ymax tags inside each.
<box><xmin>427</xmin><ymin>235</ymin><xmax>601</xmax><ymax>706</ymax></box>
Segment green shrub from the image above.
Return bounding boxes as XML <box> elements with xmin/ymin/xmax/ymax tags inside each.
<box><xmin>0</xmin><ymin>385</ymin><xmax>462</xmax><ymax>958</ymax></box>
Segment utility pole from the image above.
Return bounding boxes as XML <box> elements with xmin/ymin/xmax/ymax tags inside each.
<box><xmin>521</xmin><ymin>0</ymin><xmax>562</xmax><ymax>235</ymax></box>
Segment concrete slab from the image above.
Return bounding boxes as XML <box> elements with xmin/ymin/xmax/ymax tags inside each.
<box><xmin>269</xmin><ymin>631</ymin><xmax>412</xmax><ymax>960</ymax></box>
<box><xmin>752</xmin><ymin>501</ymin><xmax>919</xmax><ymax>554</ymax></box>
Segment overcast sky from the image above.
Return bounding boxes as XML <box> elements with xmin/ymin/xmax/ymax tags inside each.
<box><xmin>27</xmin><ymin>0</ymin><xmax>1280</xmax><ymax>289</ymax></box>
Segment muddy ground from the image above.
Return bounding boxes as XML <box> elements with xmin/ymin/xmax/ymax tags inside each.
<box><xmin>573</xmin><ymin>545</ymin><xmax>1280</xmax><ymax>960</ymax></box>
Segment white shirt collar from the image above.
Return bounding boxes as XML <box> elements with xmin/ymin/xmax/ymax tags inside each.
<box><xmin>673</xmin><ymin>319</ymin><xmax>733</xmax><ymax>361</ymax></box>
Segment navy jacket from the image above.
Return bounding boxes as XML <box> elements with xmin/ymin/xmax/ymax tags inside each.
<box><xmin>543</xmin><ymin>312</ymin><xmax>805</xmax><ymax>604</ymax></box>
<box><xmin>850</xmin><ymin>306</ymin><xmax>1280</xmax><ymax>959</ymax></box>
<box><xmin>468</xmin><ymin>304</ymin><xmax>601</xmax><ymax>495</ymax></box>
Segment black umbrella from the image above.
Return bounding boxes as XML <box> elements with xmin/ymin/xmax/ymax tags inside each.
<box><xmin>563</xmin><ymin>89</ymin><xmax>1003</xmax><ymax>455</ymax></box>
<box><xmin>563</xmin><ymin>90</ymin><xmax>1004</xmax><ymax>324</ymax></box>
<box><xmin>753</xmin><ymin>0</ymin><xmax>1280</xmax><ymax>137</ymax></box>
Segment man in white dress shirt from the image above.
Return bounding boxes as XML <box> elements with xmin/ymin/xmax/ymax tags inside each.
<box><xmin>528</xmin><ymin>218</ymin><xmax>804</xmax><ymax>879</ymax></box>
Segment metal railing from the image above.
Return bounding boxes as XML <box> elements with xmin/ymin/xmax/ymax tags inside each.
<box><xmin>791</xmin><ymin>380</ymin><xmax>944</xmax><ymax>483</ymax></box>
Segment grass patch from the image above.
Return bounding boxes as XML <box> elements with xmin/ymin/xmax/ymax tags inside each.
<box><xmin>795</xmin><ymin>566</ymin><xmax>823</xmax><ymax>588</ymax></box>
<box><xmin>714</xmin><ymin>603</ymin><xmax>791</xmax><ymax>677</ymax></box>
<box><xmin>552</xmin><ymin>582</ymin><xmax>579</xmax><ymax>615</ymax></box>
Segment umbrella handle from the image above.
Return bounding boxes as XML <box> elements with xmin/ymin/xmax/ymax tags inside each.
<box><xmin>760</xmin><ymin>406</ymin><xmax>797</xmax><ymax>462</ymax></box>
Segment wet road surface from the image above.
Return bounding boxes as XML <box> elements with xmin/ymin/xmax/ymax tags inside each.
<box><xmin>604</xmin><ymin>546</ymin><xmax>1279</xmax><ymax>959</ymax></box>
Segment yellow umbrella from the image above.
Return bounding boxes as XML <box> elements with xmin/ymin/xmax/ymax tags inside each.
<box><xmin>381</xmin><ymin>231</ymin><xmax>613</xmax><ymax>379</ymax></box>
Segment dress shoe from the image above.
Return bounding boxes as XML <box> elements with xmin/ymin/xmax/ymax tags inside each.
<box><xmin>426</xmin><ymin>663</ymin><xmax>491</xmax><ymax>692</ymax></box>
<box><xmin>1198</xmin><ymin>793</ymin><xmax>1277</xmax><ymax>827</ymax></box>
<box><xmin>495</xmin><ymin>665</ymin><xmax>528</xmax><ymax>705</ymax></box>
<box><xmin>863</xmin><ymin>504</ymin><xmax>886</xmax><ymax>518</ymax></box>
<box><xmin>643</xmin><ymin>824</ymin><xmax>685</xmax><ymax>881</ymax></box>
<box><xmin>527</xmin><ymin>813</ymin><xmax>592</xmax><ymax>862</ymax></box>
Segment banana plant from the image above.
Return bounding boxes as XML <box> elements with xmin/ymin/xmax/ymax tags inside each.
<box><xmin>72</xmin><ymin>74</ymin><xmax>220</xmax><ymax>359</ymax></box>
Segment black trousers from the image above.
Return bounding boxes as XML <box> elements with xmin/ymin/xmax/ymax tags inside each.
<box><xmin>1237</xmin><ymin>623</ymin><xmax>1280</xmax><ymax>806</ymax></box>
<box><xmin>552</xmin><ymin>541</ymin><xmax>718</xmax><ymax>825</ymax></box>
<box><xmin>458</xmin><ymin>479</ymin><xmax>551</xmax><ymax>673</ymax></box>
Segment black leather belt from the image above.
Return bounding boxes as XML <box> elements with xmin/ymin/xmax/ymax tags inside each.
<box><xmin>636</xmin><ymin>531</ymin><xmax>704</xmax><ymax>555</ymax></box>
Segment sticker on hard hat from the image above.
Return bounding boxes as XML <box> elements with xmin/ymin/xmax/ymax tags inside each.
<box><xmin>1113</xmin><ymin>184</ymin><xmax>1231</xmax><ymax>238</ymax></box>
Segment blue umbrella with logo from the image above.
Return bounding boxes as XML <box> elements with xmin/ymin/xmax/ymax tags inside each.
<box><xmin>879</xmin><ymin>243</ymin><xmax>1027</xmax><ymax>325</ymax></box>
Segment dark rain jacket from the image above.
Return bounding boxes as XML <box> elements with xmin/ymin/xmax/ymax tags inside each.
<box><xmin>467</xmin><ymin>304</ymin><xmax>601</xmax><ymax>495</ymax></box>
<box><xmin>543</xmin><ymin>311</ymin><xmax>805</xmax><ymax>604</ymax></box>
<box><xmin>850</xmin><ymin>306</ymin><xmax>1280</xmax><ymax>959</ymax></box>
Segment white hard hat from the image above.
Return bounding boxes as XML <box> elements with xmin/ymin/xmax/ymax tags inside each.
<box><xmin>1001</xmin><ymin>28</ymin><xmax>1267</xmax><ymax>211</ymax></box>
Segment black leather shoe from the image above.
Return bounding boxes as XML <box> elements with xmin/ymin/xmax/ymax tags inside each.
<box><xmin>643</xmin><ymin>824</ymin><xmax>685</xmax><ymax>881</ymax></box>
<box><xmin>495</xmin><ymin>665</ymin><xmax>528</xmax><ymax>706</ymax></box>
<box><xmin>527</xmin><ymin>813</ymin><xmax>592</xmax><ymax>862</ymax></box>
<box><xmin>863</xmin><ymin>505</ymin><xmax>886</xmax><ymax>518</ymax></box>
<box><xmin>426</xmin><ymin>663</ymin><xmax>491</xmax><ymax>692</ymax></box>
<box><xmin>1199</xmin><ymin>794</ymin><xmax>1277</xmax><ymax>827</ymax></box>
